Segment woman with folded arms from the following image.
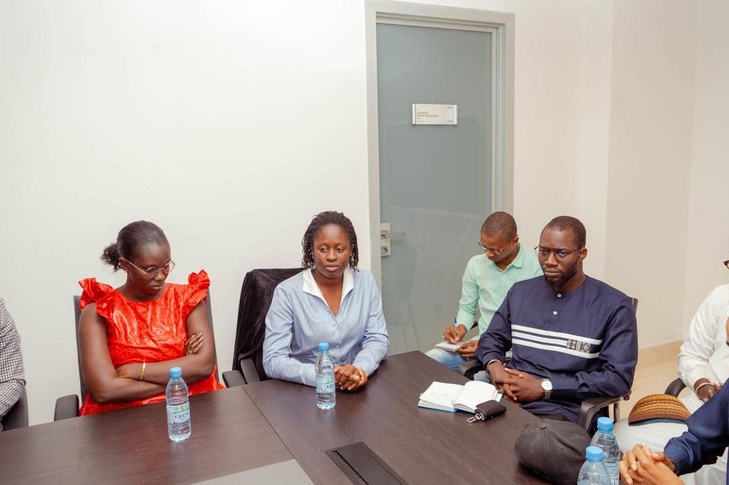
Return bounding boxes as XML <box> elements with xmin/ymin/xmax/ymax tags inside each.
<box><xmin>78</xmin><ymin>220</ymin><xmax>223</xmax><ymax>415</ymax></box>
<box><xmin>263</xmin><ymin>211</ymin><xmax>389</xmax><ymax>391</ymax></box>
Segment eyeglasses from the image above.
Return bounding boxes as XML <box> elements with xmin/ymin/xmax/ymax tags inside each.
<box><xmin>477</xmin><ymin>235</ymin><xmax>518</xmax><ymax>256</ymax></box>
<box><xmin>534</xmin><ymin>246</ymin><xmax>581</xmax><ymax>262</ymax></box>
<box><xmin>724</xmin><ymin>260</ymin><xmax>729</xmax><ymax>270</ymax></box>
<box><xmin>123</xmin><ymin>259</ymin><xmax>176</xmax><ymax>279</ymax></box>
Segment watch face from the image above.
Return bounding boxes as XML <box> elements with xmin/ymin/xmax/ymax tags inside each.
<box><xmin>541</xmin><ymin>380</ymin><xmax>553</xmax><ymax>391</ymax></box>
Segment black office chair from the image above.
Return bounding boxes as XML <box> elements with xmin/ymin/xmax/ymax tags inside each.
<box><xmin>1</xmin><ymin>388</ymin><xmax>29</xmax><ymax>430</ymax></box>
<box><xmin>458</xmin><ymin>297</ymin><xmax>639</xmax><ymax>431</ymax></box>
<box><xmin>231</xmin><ymin>268</ymin><xmax>304</xmax><ymax>383</ymax></box>
<box><xmin>54</xmin><ymin>291</ymin><xmax>237</xmax><ymax>420</ymax></box>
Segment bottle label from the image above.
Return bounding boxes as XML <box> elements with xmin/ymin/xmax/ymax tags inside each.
<box><xmin>316</xmin><ymin>375</ymin><xmax>335</xmax><ymax>394</ymax></box>
<box><xmin>167</xmin><ymin>402</ymin><xmax>190</xmax><ymax>423</ymax></box>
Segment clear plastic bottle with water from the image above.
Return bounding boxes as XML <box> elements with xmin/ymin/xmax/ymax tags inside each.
<box><xmin>166</xmin><ymin>366</ymin><xmax>191</xmax><ymax>441</ymax></box>
<box><xmin>315</xmin><ymin>342</ymin><xmax>336</xmax><ymax>409</ymax></box>
<box><xmin>578</xmin><ymin>446</ymin><xmax>612</xmax><ymax>485</ymax></box>
<box><xmin>590</xmin><ymin>417</ymin><xmax>620</xmax><ymax>485</ymax></box>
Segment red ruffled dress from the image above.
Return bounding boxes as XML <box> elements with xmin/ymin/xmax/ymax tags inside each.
<box><xmin>78</xmin><ymin>270</ymin><xmax>224</xmax><ymax>416</ymax></box>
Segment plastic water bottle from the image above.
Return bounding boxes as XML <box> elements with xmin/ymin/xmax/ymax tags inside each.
<box><xmin>578</xmin><ymin>446</ymin><xmax>611</xmax><ymax>485</ymax></box>
<box><xmin>315</xmin><ymin>342</ymin><xmax>336</xmax><ymax>409</ymax></box>
<box><xmin>166</xmin><ymin>366</ymin><xmax>191</xmax><ymax>441</ymax></box>
<box><xmin>590</xmin><ymin>417</ymin><xmax>620</xmax><ymax>485</ymax></box>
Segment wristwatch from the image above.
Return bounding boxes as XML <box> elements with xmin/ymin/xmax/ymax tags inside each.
<box><xmin>541</xmin><ymin>379</ymin><xmax>553</xmax><ymax>400</ymax></box>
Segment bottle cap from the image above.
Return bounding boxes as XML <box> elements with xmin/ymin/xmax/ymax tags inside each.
<box><xmin>596</xmin><ymin>416</ymin><xmax>614</xmax><ymax>432</ymax></box>
<box><xmin>586</xmin><ymin>445</ymin><xmax>604</xmax><ymax>462</ymax></box>
<box><xmin>169</xmin><ymin>366</ymin><xmax>182</xmax><ymax>378</ymax></box>
<box><xmin>318</xmin><ymin>342</ymin><xmax>329</xmax><ymax>352</ymax></box>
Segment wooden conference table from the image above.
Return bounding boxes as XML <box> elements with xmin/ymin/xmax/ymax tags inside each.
<box><xmin>243</xmin><ymin>351</ymin><xmax>548</xmax><ymax>484</ymax></box>
<box><xmin>0</xmin><ymin>386</ymin><xmax>303</xmax><ymax>484</ymax></box>
<box><xmin>0</xmin><ymin>352</ymin><xmax>547</xmax><ymax>484</ymax></box>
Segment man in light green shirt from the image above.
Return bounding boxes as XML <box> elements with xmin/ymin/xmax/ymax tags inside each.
<box><xmin>425</xmin><ymin>212</ymin><xmax>542</xmax><ymax>373</ymax></box>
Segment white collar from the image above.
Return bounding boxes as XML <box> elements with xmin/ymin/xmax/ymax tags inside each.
<box><xmin>303</xmin><ymin>267</ymin><xmax>355</xmax><ymax>307</ymax></box>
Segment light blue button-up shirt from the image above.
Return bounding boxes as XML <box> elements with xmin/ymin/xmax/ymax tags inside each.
<box><xmin>263</xmin><ymin>268</ymin><xmax>389</xmax><ymax>387</ymax></box>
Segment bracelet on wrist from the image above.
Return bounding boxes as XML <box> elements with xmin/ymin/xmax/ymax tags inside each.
<box><xmin>139</xmin><ymin>361</ymin><xmax>147</xmax><ymax>381</ymax></box>
<box><xmin>695</xmin><ymin>381</ymin><xmax>712</xmax><ymax>393</ymax></box>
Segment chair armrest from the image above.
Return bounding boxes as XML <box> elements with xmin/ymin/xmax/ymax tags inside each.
<box><xmin>54</xmin><ymin>394</ymin><xmax>79</xmax><ymax>421</ymax></box>
<box><xmin>222</xmin><ymin>369</ymin><xmax>246</xmax><ymax>388</ymax></box>
<box><xmin>459</xmin><ymin>360</ymin><xmax>482</xmax><ymax>380</ymax></box>
<box><xmin>665</xmin><ymin>378</ymin><xmax>686</xmax><ymax>397</ymax></box>
<box><xmin>240</xmin><ymin>358</ymin><xmax>261</xmax><ymax>384</ymax></box>
<box><xmin>578</xmin><ymin>392</ymin><xmax>631</xmax><ymax>431</ymax></box>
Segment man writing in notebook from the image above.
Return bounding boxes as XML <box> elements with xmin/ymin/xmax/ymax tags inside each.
<box><xmin>425</xmin><ymin>212</ymin><xmax>542</xmax><ymax>374</ymax></box>
<box><xmin>475</xmin><ymin>216</ymin><xmax>638</xmax><ymax>423</ymax></box>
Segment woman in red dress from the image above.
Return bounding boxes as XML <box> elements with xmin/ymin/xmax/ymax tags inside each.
<box><xmin>78</xmin><ymin>220</ymin><xmax>223</xmax><ymax>415</ymax></box>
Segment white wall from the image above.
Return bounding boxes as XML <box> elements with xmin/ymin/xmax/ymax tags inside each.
<box><xmin>605</xmin><ymin>0</ymin><xmax>699</xmax><ymax>348</ymax></box>
<box><xmin>1</xmin><ymin>0</ymin><xmax>724</xmax><ymax>424</ymax></box>
<box><xmin>604</xmin><ymin>0</ymin><xmax>729</xmax><ymax>348</ymax></box>
<box><xmin>1</xmin><ymin>0</ymin><xmax>375</xmax><ymax>424</ymax></box>
<box><xmin>575</xmin><ymin>1</ymin><xmax>614</xmax><ymax>279</ymax></box>
<box><xmin>682</xmin><ymin>0</ymin><xmax>729</xmax><ymax>332</ymax></box>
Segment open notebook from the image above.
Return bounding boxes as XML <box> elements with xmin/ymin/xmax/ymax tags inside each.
<box><xmin>418</xmin><ymin>381</ymin><xmax>502</xmax><ymax>414</ymax></box>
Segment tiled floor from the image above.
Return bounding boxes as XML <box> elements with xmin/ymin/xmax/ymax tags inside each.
<box><xmin>618</xmin><ymin>359</ymin><xmax>682</xmax><ymax>419</ymax></box>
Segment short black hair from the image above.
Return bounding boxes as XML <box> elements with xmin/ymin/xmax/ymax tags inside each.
<box><xmin>481</xmin><ymin>211</ymin><xmax>517</xmax><ymax>239</ymax></box>
<box><xmin>101</xmin><ymin>221</ymin><xmax>169</xmax><ymax>271</ymax></box>
<box><xmin>542</xmin><ymin>216</ymin><xmax>586</xmax><ymax>249</ymax></box>
<box><xmin>301</xmin><ymin>211</ymin><xmax>359</xmax><ymax>270</ymax></box>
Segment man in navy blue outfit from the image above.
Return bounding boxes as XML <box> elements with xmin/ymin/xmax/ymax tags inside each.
<box><xmin>619</xmin><ymin>382</ymin><xmax>729</xmax><ymax>484</ymax></box>
<box><xmin>475</xmin><ymin>216</ymin><xmax>638</xmax><ymax>423</ymax></box>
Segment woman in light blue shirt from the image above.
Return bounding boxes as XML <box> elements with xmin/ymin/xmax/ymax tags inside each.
<box><xmin>263</xmin><ymin>211</ymin><xmax>389</xmax><ymax>391</ymax></box>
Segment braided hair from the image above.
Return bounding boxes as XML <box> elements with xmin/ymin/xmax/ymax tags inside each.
<box><xmin>301</xmin><ymin>211</ymin><xmax>359</xmax><ymax>270</ymax></box>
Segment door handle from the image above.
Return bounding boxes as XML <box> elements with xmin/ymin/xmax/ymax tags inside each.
<box><xmin>380</xmin><ymin>223</ymin><xmax>391</xmax><ymax>256</ymax></box>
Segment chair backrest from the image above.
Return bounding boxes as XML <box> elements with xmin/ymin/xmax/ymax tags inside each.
<box><xmin>202</xmin><ymin>291</ymin><xmax>219</xmax><ymax>380</ymax></box>
<box><xmin>1</xmin><ymin>388</ymin><xmax>29</xmax><ymax>430</ymax></box>
<box><xmin>72</xmin><ymin>295</ymin><xmax>89</xmax><ymax>401</ymax></box>
<box><xmin>232</xmin><ymin>268</ymin><xmax>305</xmax><ymax>381</ymax></box>
<box><xmin>72</xmin><ymin>289</ymin><xmax>218</xmax><ymax>401</ymax></box>
<box><xmin>630</xmin><ymin>297</ymin><xmax>639</xmax><ymax>312</ymax></box>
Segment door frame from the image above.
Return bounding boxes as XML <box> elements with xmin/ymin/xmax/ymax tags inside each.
<box><xmin>364</xmin><ymin>0</ymin><xmax>515</xmax><ymax>285</ymax></box>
